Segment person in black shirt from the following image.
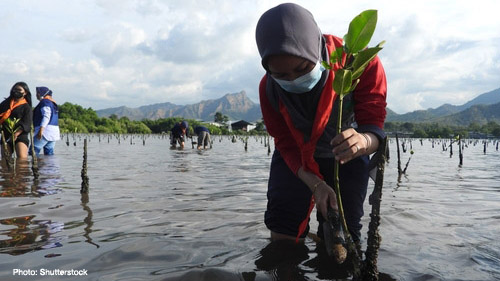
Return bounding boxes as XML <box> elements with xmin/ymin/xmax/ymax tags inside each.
<box><xmin>0</xmin><ymin>82</ymin><xmax>33</xmax><ymax>158</ymax></box>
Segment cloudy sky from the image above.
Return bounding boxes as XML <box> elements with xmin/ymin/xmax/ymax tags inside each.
<box><xmin>1</xmin><ymin>0</ymin><xmax>499</xmax><ymax>114</ymax></box>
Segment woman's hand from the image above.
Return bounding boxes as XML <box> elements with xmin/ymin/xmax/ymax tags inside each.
<box><xmin>37</xmin><ymin>127</ymin><xmax>44</xmax><ymax>140</ymax></box>
<box><xmin>330</xmin><ymin>128</ymin><xmax>377</xmax><ymax>164</ymax></box>
<box><xmin>313</xmin><ymin>181</ymin><xmax>338</xmax><ymax>219</ymax></box>
<box><xmin>297</xmin><ymin>167</ymin><xmax>338</xmax><ymax>219</ymax></box>
<box><xmin>14</xmin><ymin>129</ymin><xmax>22</xmax><ymax>141</ymax></box>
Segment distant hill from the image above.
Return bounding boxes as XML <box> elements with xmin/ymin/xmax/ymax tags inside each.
<box><xmin>386</xmin><ymin>87</ymin><xmax>500</xmax><ymax>125</ymax></box>
<box><xmin>97</xmin><ymin>87</ymin><xmax>500</xmax><ymax>126</ymax></box>
<box><xmin>459</xmin><ymin>88</ymin><xmax>500</xmax><ymax>110</ymax></box>
<box><xmin>434</xmin><ymin>102</ymin><xmax>500</xmax><ymax>125</ymax></box>
<box><xmin>96</xmin><ymin>91</ymin><xmax>262</xmax><ymax>122</ymax></box>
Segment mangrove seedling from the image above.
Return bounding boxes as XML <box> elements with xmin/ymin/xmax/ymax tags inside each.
<box><xmin>3</xmin><ymin>117</ymin><xmax>20</xmax><ymax>158</ymax></box>
<box><xmin>1</xmin><ymin>130</ymin><xmax>13</xmax><ymax>169</ymax></box>
<box><xmin>321</xmin><ymin>9</ymin><xmax>384</xmax><ymax>272</ymax></box>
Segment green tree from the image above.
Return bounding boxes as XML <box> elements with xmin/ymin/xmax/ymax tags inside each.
<box><xmin>59</xmin><ymin>118</ymin><xmax>88</xmax><ymax>133</ymax></box>
<box><xmin>127</xmin><ymin>122</ymin><xmax>152</xmax><ymax>134</ymax></box>
<box><xmin>468</xmin><ymin>122</ymin><xmax>481</xmax><ymax>133</ymax></box>
<box><xmin>402</xmin><ymin>122</ymin><xmax>414</xmax><ymax>132</ymax></box>
<box><xmin>214</xmin><ymin>112</ymin><xmax>229</xmax><ymax>124</ymax></box>
<box><xmin>492</xmin><ymin>127</ymin><xmax>500</xmax><ymax>137</ymax></box>
<box><xmin>254</xmin><ymin>120</ymin><xmax>266</xmax><ymax>132</ymax></box>
<box><xmin>412</xmin><ymin>128</ymin><xmax>427</xmax><ymax>138</ymax></box>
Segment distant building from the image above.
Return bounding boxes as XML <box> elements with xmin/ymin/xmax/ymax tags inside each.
<box><xmin>468</xmin><ymin>131</ymin><xmax>489</xmax><ymax>139</ymax></box>
<box><xmin>204</xmin><ymin>121</ymin><xmax>222</xmax><ymax>127</ymax></box>
<box><xmin>385</xmin><ymin>131</ymin><xmax>413</xmax><ymax>138</ymax></box>
<box><xmin>230</xmin><ymin>120</ymin><xmax>255</xmax><ymax>132</ymax></box>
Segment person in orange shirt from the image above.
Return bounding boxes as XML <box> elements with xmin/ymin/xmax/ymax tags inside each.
<box><xmin>0</xmin><ymin>82</ymin><xmax>33</xmax><ymax>158</ymax></box>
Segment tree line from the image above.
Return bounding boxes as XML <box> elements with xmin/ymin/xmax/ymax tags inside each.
<box><xmin>59</xmin><ymin>102</ymin><xmax>500</xmax><ymax>138</ymax></box>
<box><xmin>59</xmin><ymin>102</ymin><xmax>266</xmax><ymax>135</ymax></box>
<box><xmin>385</xmin><ymin>121</ymin><xmax>500</xmax><ymax>138</ymax></box>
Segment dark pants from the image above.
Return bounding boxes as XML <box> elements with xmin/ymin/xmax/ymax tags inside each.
<box><xmin>2</xmin><ymin>131</ymin><xmax>29</xmax><ymax>150</ymax></box>
<box><xmin>264</xmin><ymin>149</ymin><xmax>369</xmax><ymax>241</ymax></box>
<box><xmin>170</xmin><ymin>134</ymin><xmax>185</xmax><ymax>146</ymax></box>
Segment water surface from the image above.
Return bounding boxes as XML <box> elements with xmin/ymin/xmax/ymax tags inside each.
<box><xmin>0</xmin><ymin>135</ymin><xmax>498</xmax><ymax>280</ymax></box>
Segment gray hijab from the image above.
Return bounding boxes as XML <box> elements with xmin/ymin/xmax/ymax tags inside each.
<box><xmin>255</xmin><ymin>3</ymin><xmax>328</xmax><ymax>141</ymax></box>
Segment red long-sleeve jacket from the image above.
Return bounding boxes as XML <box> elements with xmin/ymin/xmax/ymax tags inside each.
<box><xmin>259</xmin><ymin>35</ymin><xmax>387</xmax><ymax>179</ymax></box>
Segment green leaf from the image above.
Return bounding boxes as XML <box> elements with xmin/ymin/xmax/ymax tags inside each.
<box><xmin>376</xmin><ymin>40</ymin><xmax>386</xmax><ymax>48</ymax></box>
<box><xmin>329</xmin><ymin>48</ymin><xmax>338</xmax><ymax>65</ymax></box>
<box><xmin>335</xmin><ymin>47</ymin><xmax>344</xmax><ymax>65</ymax></box>
<box><xmin>344</xmin><ymin>10</ymin><xmax>378</xmax><ymax>54</ymax></box>
<box><xmin>328</xmin><ymin>47</ymin><xmax>345</xmax><ymax>65</ymax></box>
<box><xmin>333</xmin><ymin>69</ymin><xmax>352</xmax><ymax>97</ymax></box>
<box><xmin>351</xmin><ymin>46</ymin><xmax>383</xmax><ymax>80</ymax></box>
<box><xmin>321</xmin><ymin>61</ymin><xmax>332</xmax><ymax>70</ymax></box>
<box><xmin>4</xmin><ymin>118</ymin><xmax>20</xmax><ymax>133</ymax></box>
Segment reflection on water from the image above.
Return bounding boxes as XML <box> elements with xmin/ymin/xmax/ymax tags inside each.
<box><xmin>0</xmin><ymin>157</ymin><xmax>62</xmax><ymax>197</ymax></box>
<box><xmin>80</xmin><ymin>193</ymin><xmax>99</xmax><ymax>249</ymax></box>
<box><xmin>0</xmin><ymin>157</ymin><xmax>64</xmax><ymax>255</ymax></box>
<box><xmin>0</xmin><ymin>160</ymin><xmax>33</xmax><ymax>197</ymax></box>
<box><xmin>0</xmin><ymin>156</ymin><xmax>65</xmax><ymax>256</ymax></box>
<box><xmin>169</xmin><ymin>149</ymin><xmax>191</xmax><ymax>173</ymax></box>
<box><xmin>0</xmin><ymin>215</ymin><xmax>64</xmax><ymax>256</ymax></box>
<box><xmin>0</xmin><ymin>135</ymin><xmax>498</xmax><ymax>280</ymax></box>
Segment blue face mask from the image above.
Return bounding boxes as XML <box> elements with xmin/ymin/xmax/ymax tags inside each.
<box><xmin>273</xmin><ymin>61</ymin><xmax>325</xmax><ymax>94</ymax></box>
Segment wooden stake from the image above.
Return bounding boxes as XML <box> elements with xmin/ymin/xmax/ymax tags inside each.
<box><xmin>396</xmin><ymin>133</ymin><xmax>402</xmax><ymax>176</ymax></box>
<box><xmin>80</xmin><ymin>138</ymin><xmax>89</xmax><ymax>193</ymax></box>
<box><xmin>458</xmin><ymin>135</ymin><xmax>463</xmax><ymax>167</ymax></box>
<box><xmin>362</xmin><ymin>137</ymin><xmax>388</xmax><ymax>281</ymax></box>
<box><xmin>29</xmin><ymin>126</ymin><xmax>39</xmax><ymax>180</ymax></box>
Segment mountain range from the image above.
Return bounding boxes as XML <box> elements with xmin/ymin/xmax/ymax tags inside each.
<box><xmin>96</xmin><ymin>87</ymin><xmax>500</xmax><ymax>126</ymax></box>
<box><xmin>96</xmin><ymin>91</ymin><xmax>262</xmax><ymax>122</ymax></box>
<box><xmin>386</xmin><ymin>87</ymin><xmax>500</xmax><ymax>125</ymax></box>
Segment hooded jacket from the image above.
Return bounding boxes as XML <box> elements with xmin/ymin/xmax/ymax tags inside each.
<box><xmin>259</xmin><ymin>34</ymin><xmax>387</xmax><ymax>179</ymax></box>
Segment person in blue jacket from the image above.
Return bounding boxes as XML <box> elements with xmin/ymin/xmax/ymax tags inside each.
<box><xmin>33</xmin><ymin>87</ymin><xmax>60</xmax><ymax>156</ymax></box>
<box><xmin>194</xmin><ymin>125</ymin><xmax>211</xmax><ymax>150</ymax></box>
<box><xmin>170</xmin><ymin>121</ymin><xmax>188</xmax><ymax>149</ymax></box>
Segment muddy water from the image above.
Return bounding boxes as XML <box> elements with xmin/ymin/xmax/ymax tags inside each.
<box><xmin>0</xmin><ymin>135</ymin><xmax>498</xmax><ymax>280</ymax></box>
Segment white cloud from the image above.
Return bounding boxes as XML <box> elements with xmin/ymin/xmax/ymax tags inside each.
<box><xmin>135</xmin><ymin>0</ymin><xmax>164</xmax><ymax>16</ymax></box>
<box><xmin>60</xmin><ymin>28</ymin><xmax>94</xmax><ymax>43</ymax></box>
<box><xmin>0</xmin><ymin>0</ymin><xmax>499</xmax><ymax>113</ymax></box>
<box><xmin>91</xmin><ymin>23</ymin><xmax>147</xmax><ymax>66</ymax></box>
